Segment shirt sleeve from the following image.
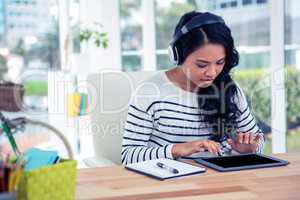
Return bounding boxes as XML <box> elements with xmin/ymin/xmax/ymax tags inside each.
<box><xmin>232</xmin><ymin>84</ymin><xmax>265</xmax><ymax>153</ymax></box>
<box><xmin>121</xmin><ymin>103</ymin><xmax>174</xmax><ymax>165</ymax></box>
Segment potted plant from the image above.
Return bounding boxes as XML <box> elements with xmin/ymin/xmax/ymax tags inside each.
<box><xmin>70</xmin><ymin>22</ymin><xmax>109</xmax><ymax>77</ymax></box>
<box><xmin>78</xmin><ymin>22</ymin><xmax>109</xmax><ymax>51</ymax></box>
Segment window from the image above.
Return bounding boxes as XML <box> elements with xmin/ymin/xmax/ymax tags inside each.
<box><xmin>211</xmin><ymin>1</ymin><xmax>272</xmax><ymax>154</ymax></box>
<box><xmin>114</xmin><ymin>0</ymin><xmax>293</xmax><ymax>153</ymax></box>
<box><xmin>0</xmin><ymin>0</ymin><xmax>60</xmax><ymax>112</ymax></box>
<box><xmin>120</xmin><ymin>0</ymin><xmax>142</xmax><ymax>72</ymax></box>
<box><xmin>154</xmin><ymin>0</ymin><xmax>272</xmax><ymax>154</ymax></box>
<box><xmin>285</xmin><ymin>0</ymin><xmax>300</xmax><ymax>152</ymax></box>
<box><xmin>155</xmin><ymin>0</ymin><xmax>195</xmax><ymax>70</ymax></box>
<box><xmin>68</xmin><ymin>0</ymin><xmax>80</xmax><ymax>53</ymax></box>
<box><xmin>220</xmin><ymin>2</ymin><xmax>228</xmax><ymax>9</ymax></box>
<box><xmin>230</xmin><ymin>1</ymin><xmax>238</xmax><ymax>7</ymax></box>
<box><xmin>257</xmin><ymin>0</ymin><xmax>267</xmax><ymax>4</ymax></box>
<box><xmin>242</xmin><ymin>0</ymin><xmax>253</xmax><ymax>6</ymax></box>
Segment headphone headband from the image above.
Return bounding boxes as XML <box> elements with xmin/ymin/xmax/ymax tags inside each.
<box><xmin>168</xmin><ymin>12</ymin><xmax>225</xmax><ymax>65</ymax></box>
<box><xmin>170</xmin><ymin>12</ymin><xmax>225</xmax><ymax>46</ymax></box>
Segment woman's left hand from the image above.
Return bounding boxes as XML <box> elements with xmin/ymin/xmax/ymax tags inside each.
<box><xmin>227</xmin><ymin>132</ymin><xmax>262</xmax><ymax>153</ymax></box>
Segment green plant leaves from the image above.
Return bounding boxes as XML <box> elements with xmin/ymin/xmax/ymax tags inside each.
<box><xmin>234</xmin><ymin>67</ymin><xmax>300</xmax><ymax>130</ymax></box>
<box><xmin>79</xmin><ymin>26</ymin><xmax>109</xmax><ymax>49</ymax></box>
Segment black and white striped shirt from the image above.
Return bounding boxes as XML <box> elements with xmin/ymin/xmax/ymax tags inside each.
<box><xmin>121</xmin><ymin>71</ymin><xmax>264</xmax><ymax>165</ymax></box>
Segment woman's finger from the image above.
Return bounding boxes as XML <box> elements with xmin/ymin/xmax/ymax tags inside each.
<box><xmin>249</xmin><ymin>133</ymin><xmax>255</xmax><ymax>144</ymax></box>
<box><xmin>210</xmin><ymin>144</ymin><xmax>218</xmax><ymax>155</ymax></box>
<box><xmin>254</xmin><ymin>134</ymin><xmax>262</xmax><ymax>143</ymax></box>
<box><xmin>211</xmin><ymin>141</ymin><xmax>221</xmax><ymax>155</ymax></box>
<box><xmin>213</xmin><ymin>142</ymin><xmax>222</xmax><ymax>154</ymax></box>
<box><xmin>243</xmin><ymin>132</ymin><xmax>250</xmax><ymax>144</ymax></box>
<box><xmin>227</xmin><ymin>138</ymin><xmax>239</xmax><ymax>150</ymax></box>
<box><xmin>207</xmin><ymin>144</ymin><xmax>214</xmax><ymax>154</ymax></box>
<box><xmin>237</xmin><ymin>133</ymin><xmax>244</xmax><ymax>143</ymax></box>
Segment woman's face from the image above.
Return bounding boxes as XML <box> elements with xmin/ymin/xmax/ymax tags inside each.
<box><xmin>181</xmin><ymin>43</ymin><xmax>226</xmax><ymax>90</ymax></box>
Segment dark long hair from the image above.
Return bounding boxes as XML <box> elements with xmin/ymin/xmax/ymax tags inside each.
<box><xmin>174</xmin><ymin>11</ymin><xmax>240</xmax><ymax>138</ymax></box>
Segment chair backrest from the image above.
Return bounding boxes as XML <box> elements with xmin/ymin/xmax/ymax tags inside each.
<box><xmin>87</xmin><ymin>71</ymin><xmax>158</xmax><ymax>164</ymax></box>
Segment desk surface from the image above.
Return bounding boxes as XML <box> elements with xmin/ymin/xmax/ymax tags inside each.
<box><xmin>76</xmin><ymin>153</ymin><xmax>300</xmax><ymax>200</ymax></box>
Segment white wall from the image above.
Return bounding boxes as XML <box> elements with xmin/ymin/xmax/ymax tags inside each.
<box><xmin>78</xmin><ymin>0</ymin><xmax>121</xmax><ymax>72</ymax></box>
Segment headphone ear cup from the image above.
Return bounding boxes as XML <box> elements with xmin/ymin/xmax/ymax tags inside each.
<box><xmin>168</xmin><ymin>44</ymin><xmax>179</xmax><ymax>65</ymax></box>
<box><xmin>168</xmin><ymin>44</ymin><xmax>176</xmax><ymax>65</ymax></box>
<box><xmin>174</xmin><ymin>45</ymin><xmax>180</xmax><ymax>65</ymax></box>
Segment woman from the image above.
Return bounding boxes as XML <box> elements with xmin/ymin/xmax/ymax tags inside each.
<box><xmin>121</xmin><ymin>11</ymin><xmax>264</xmax><ymax>165</ymax></box>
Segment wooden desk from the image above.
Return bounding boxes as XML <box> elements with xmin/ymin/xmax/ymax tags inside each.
<box><xmin>77</xmin><ymin>153</ymin><xmax>300</xmax><ymax>200</ymax></box>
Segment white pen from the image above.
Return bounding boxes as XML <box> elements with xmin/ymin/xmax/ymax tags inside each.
<box><xmin>156</xmin><ymin>162</ymin><xmax>179</xmax><ymax>174</ymax></box>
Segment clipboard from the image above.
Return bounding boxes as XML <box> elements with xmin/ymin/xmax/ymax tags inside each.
<box><xmin>125</xmin><ymin>158</ymin><xmax>206</xmax><ymax>180</ymax></box>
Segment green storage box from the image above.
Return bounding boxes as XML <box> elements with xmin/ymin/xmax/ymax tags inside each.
<box><xmin>17</xmin><ymin>159</ymin><xmax>77</xmax><ymax>200</ymax></box>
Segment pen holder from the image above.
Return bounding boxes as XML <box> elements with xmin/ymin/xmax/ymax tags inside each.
<box><xmin>17</xmin><ymin>159</ymin><xmax>77</xmax><ymax>200</ymax></box>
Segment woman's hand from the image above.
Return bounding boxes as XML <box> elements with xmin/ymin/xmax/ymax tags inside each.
<box><xmin>171</xmin><ymin>140</ymin><xmax>222</xmax><ymax>159</ymax></box>
<box><xmin>227</xmin><ymin>132</ymin><xmax>262</xmax><ymax>153</ymax></box>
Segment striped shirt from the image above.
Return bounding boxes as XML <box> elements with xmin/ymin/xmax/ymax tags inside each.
<box><xmin>121</xmin><ymin>71</ymin><xmax>264</xmax><ymax>165</ymax></box>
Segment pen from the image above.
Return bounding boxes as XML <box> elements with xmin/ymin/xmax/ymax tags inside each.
<box><xmin>1</xmin><ymin>122</ymin><xmax>21</xmax><ymax>156</ymax></box>
<box><xmin>156</xmin><ymin>162</ymin><xmax>179</xmax><ymax>174</ymax></box>
<box><xmin>11</xmin><ymin>159</ymin><xmax>24</xmax><ymax>191</ymax></box>
<box><xmin>0</xmin><ymin>160</ymin><xmax>3</xmax><ymax>192</ymax></box>
<box><xmin>3</xmin><ymin>155</ymin><xmax>9</xmax><ymax>192</ymax></box>
<box><xmin>8</xmin><ymin>161</ymin><xmax>15</xmax><ymax>192</ymax></box>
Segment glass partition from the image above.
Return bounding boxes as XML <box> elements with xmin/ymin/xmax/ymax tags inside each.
<box><xmin>154</xmin><ymin>0</ymin><xmax>272</xmax><ymax>153</ymax></box>
<box><xmin>285</xmin><ymin>0</ymin><xmax>300</xmax><ymax>153</ymax></box>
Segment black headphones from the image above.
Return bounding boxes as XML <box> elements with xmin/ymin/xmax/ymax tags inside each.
<box><xmin>168</xmin><ymin>12</ymin><xmax>225</xmax><ymax>65</ymax></box>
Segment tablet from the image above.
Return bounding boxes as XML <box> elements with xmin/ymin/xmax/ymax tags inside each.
<box><xmin>195</xmin><ymin>153</ymin><xmax>289</xmax><ymax>172</ymax></box>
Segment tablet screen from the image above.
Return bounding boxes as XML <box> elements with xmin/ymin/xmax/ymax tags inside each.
<box><xmin>200</xmin><ymin>154</ymin><xmax>281</xmax><ymax>168</ymax></box>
